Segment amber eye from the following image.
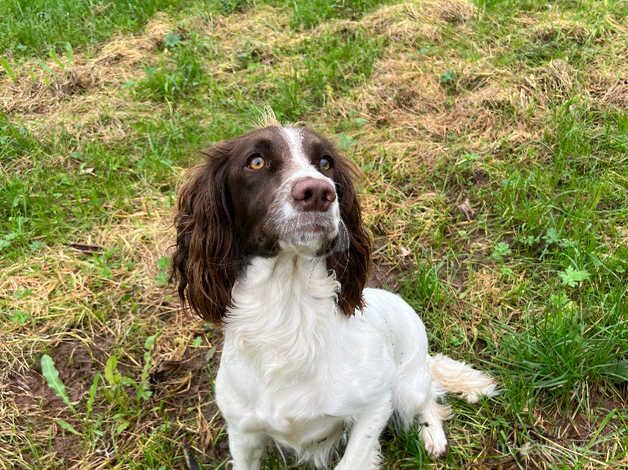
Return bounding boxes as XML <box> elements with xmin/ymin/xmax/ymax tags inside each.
<box><xmin>319</xmin><ymin>157</ymin><xmax>332</xmax><ymax>171</ymax></box>
<box><xmin>247</xmin><ymin>154</ymin><xmax>265</xmax><ymax>170</ymax></box>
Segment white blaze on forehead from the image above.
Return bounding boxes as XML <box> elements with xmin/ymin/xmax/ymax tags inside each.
<box><xmin>280</xmin><ymin>127</ymin><xmax>313</xmax><ymax>171</ymax></box>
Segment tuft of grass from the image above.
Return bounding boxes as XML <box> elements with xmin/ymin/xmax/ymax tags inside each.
<box><xmin>495</xmin><ymin>293</ymin><xmax>627</xmax><ymax>406</ymax></box>
<box><xmin>400</xmin><ymin>260</ymin><xmax>451</xmax><ymax>314</ymax></box>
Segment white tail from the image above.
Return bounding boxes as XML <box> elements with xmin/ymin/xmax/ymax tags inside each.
<box><xmin>428</xmin><ymin>354</ymin><xmax>497</xmax><ymax>403</ymax></box>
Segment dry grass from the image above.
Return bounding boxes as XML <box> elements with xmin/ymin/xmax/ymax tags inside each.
<box><xmin>0</xmin><ymin>16</ymin><xmax>172</xmax><ymax>143</ymax></box>
<box><xmin>0</xmin><ymin>196</ymin><xmax>224</xmax><ymax>468</ymax></box>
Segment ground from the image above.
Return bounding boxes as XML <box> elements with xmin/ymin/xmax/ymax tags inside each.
<box><xmin>0</xmin><ymin>0</ymin><xmax>626</xmax><ymax>468</ymax></box>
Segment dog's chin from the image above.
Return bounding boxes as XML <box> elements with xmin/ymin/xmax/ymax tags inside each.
<box><xmin>279</xmin><ymin>223</ymin><xmax>339</xmax><ymax>257</ymax></box>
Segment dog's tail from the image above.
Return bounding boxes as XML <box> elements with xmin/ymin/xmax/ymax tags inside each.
<box><xmin>428</xmin><ymin>354</ymin><xmax>497</xmax><ymax>403</ymax></box>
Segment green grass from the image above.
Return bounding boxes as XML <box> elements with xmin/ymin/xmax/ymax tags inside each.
<box><xmin>0</xmin><ymin>0</ymin><xmax>193</xmax><ymax>58</ymax></box>
<box><xmin>0</xmin><ymin>22</ymin><xmax>383</xmax><ymax>257</ymax></box>
<box><xmin>268</xmin><ymin>28</ymin><xmax>385</xmax><ymax>120</ymax></box>
<box><xmin>129</xmin><ymin>33</ymin><xmax>208</xmax><ymax>101</ymax></box>
<box><xmin>213</xmin><ymin>0</ymin><xmax>394</xmax><ymax>27</ymax></box>
<box><xmin>284</xmin><ymin>0</ymin><xmax>393</xmax><ymax>29</ymax></box>
<box><xmin>1</xmin><ymin>0</ymin><xmax>626</xmax><ymax>468</ymax></box>
<box><xmin>0</xmin><ymin>112</ymin><xmax>205</xmax><ymax>259</ymax></box>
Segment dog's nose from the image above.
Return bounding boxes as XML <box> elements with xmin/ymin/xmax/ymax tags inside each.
<box><xmin>291</xmin><ymin>177</ymin><xmax>336</xmax><ymax>212</ymax></box>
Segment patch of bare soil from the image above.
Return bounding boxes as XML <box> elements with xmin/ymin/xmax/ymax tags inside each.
<box><xmin>7</xmin><ymin>333</ymin><xmax>113</xmax><ymax>411</ymax></box>
<box><xmin>3</xmin><ymin>334</ymin><xmax>114</xmax><ymax>465</ymax></box>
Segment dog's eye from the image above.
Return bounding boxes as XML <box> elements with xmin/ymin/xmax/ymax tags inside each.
<box><xmin>247</xmin><ymin>154</ymin><xmax>266</xmax><ymax>170</ymax></box>
<box><xmin>319</xmin><ymin>156</ymin><xmax>332</xmax><ymax>171</ymax></box>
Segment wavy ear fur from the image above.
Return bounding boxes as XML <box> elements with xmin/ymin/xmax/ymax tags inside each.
<box><xmin>327</xmin><ymin>156</ymin><xmax>372</xmax><ymax>316</ymax></box>
<box><xmin>171</xmin><ymin>144</ymin><xmax>243</xmax><ymax>323</ymax></box>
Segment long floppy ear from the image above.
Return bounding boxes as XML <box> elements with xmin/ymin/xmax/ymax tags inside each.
<box><xmin>327</xmin><ymin>155</ymin><xmax>372</xmax><ymax>316</ymax></box>
<box><xmin>171</xmin><ymin>143</ymin><xmax>243</xmax><ymax>323</ymax></box>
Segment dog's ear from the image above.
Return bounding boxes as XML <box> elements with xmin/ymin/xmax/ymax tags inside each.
<box><xmin>327</xmin><ymin>154</ymin><xmax>372</xmax><ymax>316</ymax></box>
<box><xmin>171</xmin><ymin>143</ymin><xmax>243</xmax><ymax>323</ymax></box>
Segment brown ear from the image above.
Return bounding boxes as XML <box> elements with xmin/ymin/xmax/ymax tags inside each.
<box><xmin>327</xmin><ymin>156</ymin><xmax>371</xmax><ymax>316</ymax></box>
<box><xmin>171</xmin><ymin>144</ymin><xmax>243</xmax><ymax>323</ymax></box>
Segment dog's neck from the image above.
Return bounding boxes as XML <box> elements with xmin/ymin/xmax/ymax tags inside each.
<box><xmin>224</xmin><ymin>253</ymin><xmax>341</xmax><ymax>376</ymax></box>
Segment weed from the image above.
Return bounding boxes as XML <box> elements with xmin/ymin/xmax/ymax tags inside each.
<box><xmin>41</xmin><ymin>354</ymin><xmax>76</xmax><ymax>412</ymax></box>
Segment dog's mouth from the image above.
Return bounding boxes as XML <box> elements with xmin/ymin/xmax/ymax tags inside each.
<box><xmin>296</xmin><ymin>220</ymin><xmax>335</xmax><ymax>235</ymax></box>
<box><xmin>277</xmin><ymin>212</ymin><xmax>342</xmax><ymax>255</ymax></box>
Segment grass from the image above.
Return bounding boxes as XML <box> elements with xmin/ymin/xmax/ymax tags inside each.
<box><xmin>0</xmin><ymin>0</ymin><xmax>189</xmax><ymax>58</ymax></box>
<box><xmin>268</xmin><ymin>28</ymin><xmax>386</xmax><ymax>120</ymax></box>
<box><xmin>1</xmin><ymin>0</ymin><xmax>626</xmax><ymax>468</ymax></box>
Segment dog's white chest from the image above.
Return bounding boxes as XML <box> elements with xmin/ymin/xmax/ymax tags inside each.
<box><xmin>215</xmin><ymin>257</ymin><xmax>399</xmax><ymax>459</ymax></box>
<box><xmin>217</xmin><ymin>362</ymin><xmax>348</xmax><ymax>447</ymax></box>
<box><xmin>216</xmin><ymin>316</ymin><xmax>395</xmax><ymax>448</ymax></box>
<box><xmin>256</xmin><ymin>399</ymin><xmax>345</xmax><ymax>449</ymax></box>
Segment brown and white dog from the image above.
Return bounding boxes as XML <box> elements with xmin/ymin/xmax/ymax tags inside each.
<box><xmin>172</xmin><ymin>117</ymin><xmax>496</xmax><ymax>469</ymax></box>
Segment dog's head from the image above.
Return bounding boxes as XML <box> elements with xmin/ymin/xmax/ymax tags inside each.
<box><xmin>172</xmin><ymin>125</ymin><xmax>371</xmax><ymax>323</ymax></box>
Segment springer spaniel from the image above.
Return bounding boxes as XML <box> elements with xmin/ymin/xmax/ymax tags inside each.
<box><xmin>172</xmin><ymin>118</ymin><xmax>496</xmax><ymax>469</ymax></box>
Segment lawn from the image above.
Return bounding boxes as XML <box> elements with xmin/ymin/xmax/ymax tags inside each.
<box><xmin>0</xmin><ymin>0</ymin><xmax>626</xmax><ymax>468</ymax></box>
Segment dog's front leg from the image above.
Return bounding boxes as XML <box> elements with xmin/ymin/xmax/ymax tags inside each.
<box><xmin>228</xmin><ymin>428</ymin><xmax>266</xmax><ymax>470</ymax></box>
<box><xmin>335</xmin><ymin>397</ymin><xmax>393</xmax><ymax>470</ymax></box>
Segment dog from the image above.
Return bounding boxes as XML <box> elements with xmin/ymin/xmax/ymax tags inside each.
<box><xmin>171</xmin><ymin>118</ymin><xmax>496</xmax><ymax>469</ymax></box>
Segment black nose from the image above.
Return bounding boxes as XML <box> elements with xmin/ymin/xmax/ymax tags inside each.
<box><xmin>291</xmin><ymin>177</ymin><xmax>336</xmax><ymax>212</ymax></box>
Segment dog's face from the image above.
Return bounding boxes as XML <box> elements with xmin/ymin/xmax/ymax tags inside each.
<box><xmin>172</xmin><ymin>125</ymin><xmax>371</xmax><ymax>323</ymax></box>
<box><xmin>220</xmin><ymin>126</ymin><xmax>342</xmax><ymax>257</ymax></box>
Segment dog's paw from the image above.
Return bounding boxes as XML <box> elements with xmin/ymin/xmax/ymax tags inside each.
<box><xmin>420</xmin><ymin>424</ymin><xmax>448</xmax><ymax>458</ymax></box>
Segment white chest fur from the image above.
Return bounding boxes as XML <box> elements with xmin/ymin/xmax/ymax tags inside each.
<box><xmin>215</xmin><ymin>255</ymin><xmax>396</xmax><ymax>451</ymax></box>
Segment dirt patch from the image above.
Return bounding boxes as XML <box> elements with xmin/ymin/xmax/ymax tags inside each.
<box><xmin>53</xmin><ymin>432</ymin><xmax>85</xmax><ymax>467</ymax></box>
<box><xmin>150</xmin><ymin>342</ymin><xmax>217</xmax><ymax>402</ymax></box>
<box><xmin>528</xmin><ymin>388</ymin><xmax>627</xmax><ymax>468</ymax></box>
<box><xmin>8</xmin><ymin>367</ymin><xmax>60</xmax><ymax>413</ymax></box>
<box><xmin>2</xmin><ymin>333</ymin><xmax>114</xmax><ymax>465</ymax></box>
<box><xmin>2</xmin><ymin>314</ymin><xmax>229</xmax><ymax>464</ymax></box>
<box><xmin>116</xmin><ymin>298</ymin><xmax>230</xmax><ymax>460</ymax></box>
<box><xmin>7</xmin><ymin>333</ymin><xmax>114</xmax><ymax>411</ymax></box>
<box><xmin>52</xmin><ymin>335</ymin><xmax>114</xmax><ymax>400</ymax></box>
<box><xmin>150</xmin><ymin>335</ymin><xmax>225</xmax><ymax>453</ymax></box>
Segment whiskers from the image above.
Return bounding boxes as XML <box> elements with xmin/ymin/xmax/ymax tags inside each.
<box><xmin>312</xmin><ymin>218</ymin><xmax>350</xmax><ymax>259</ymax></box>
